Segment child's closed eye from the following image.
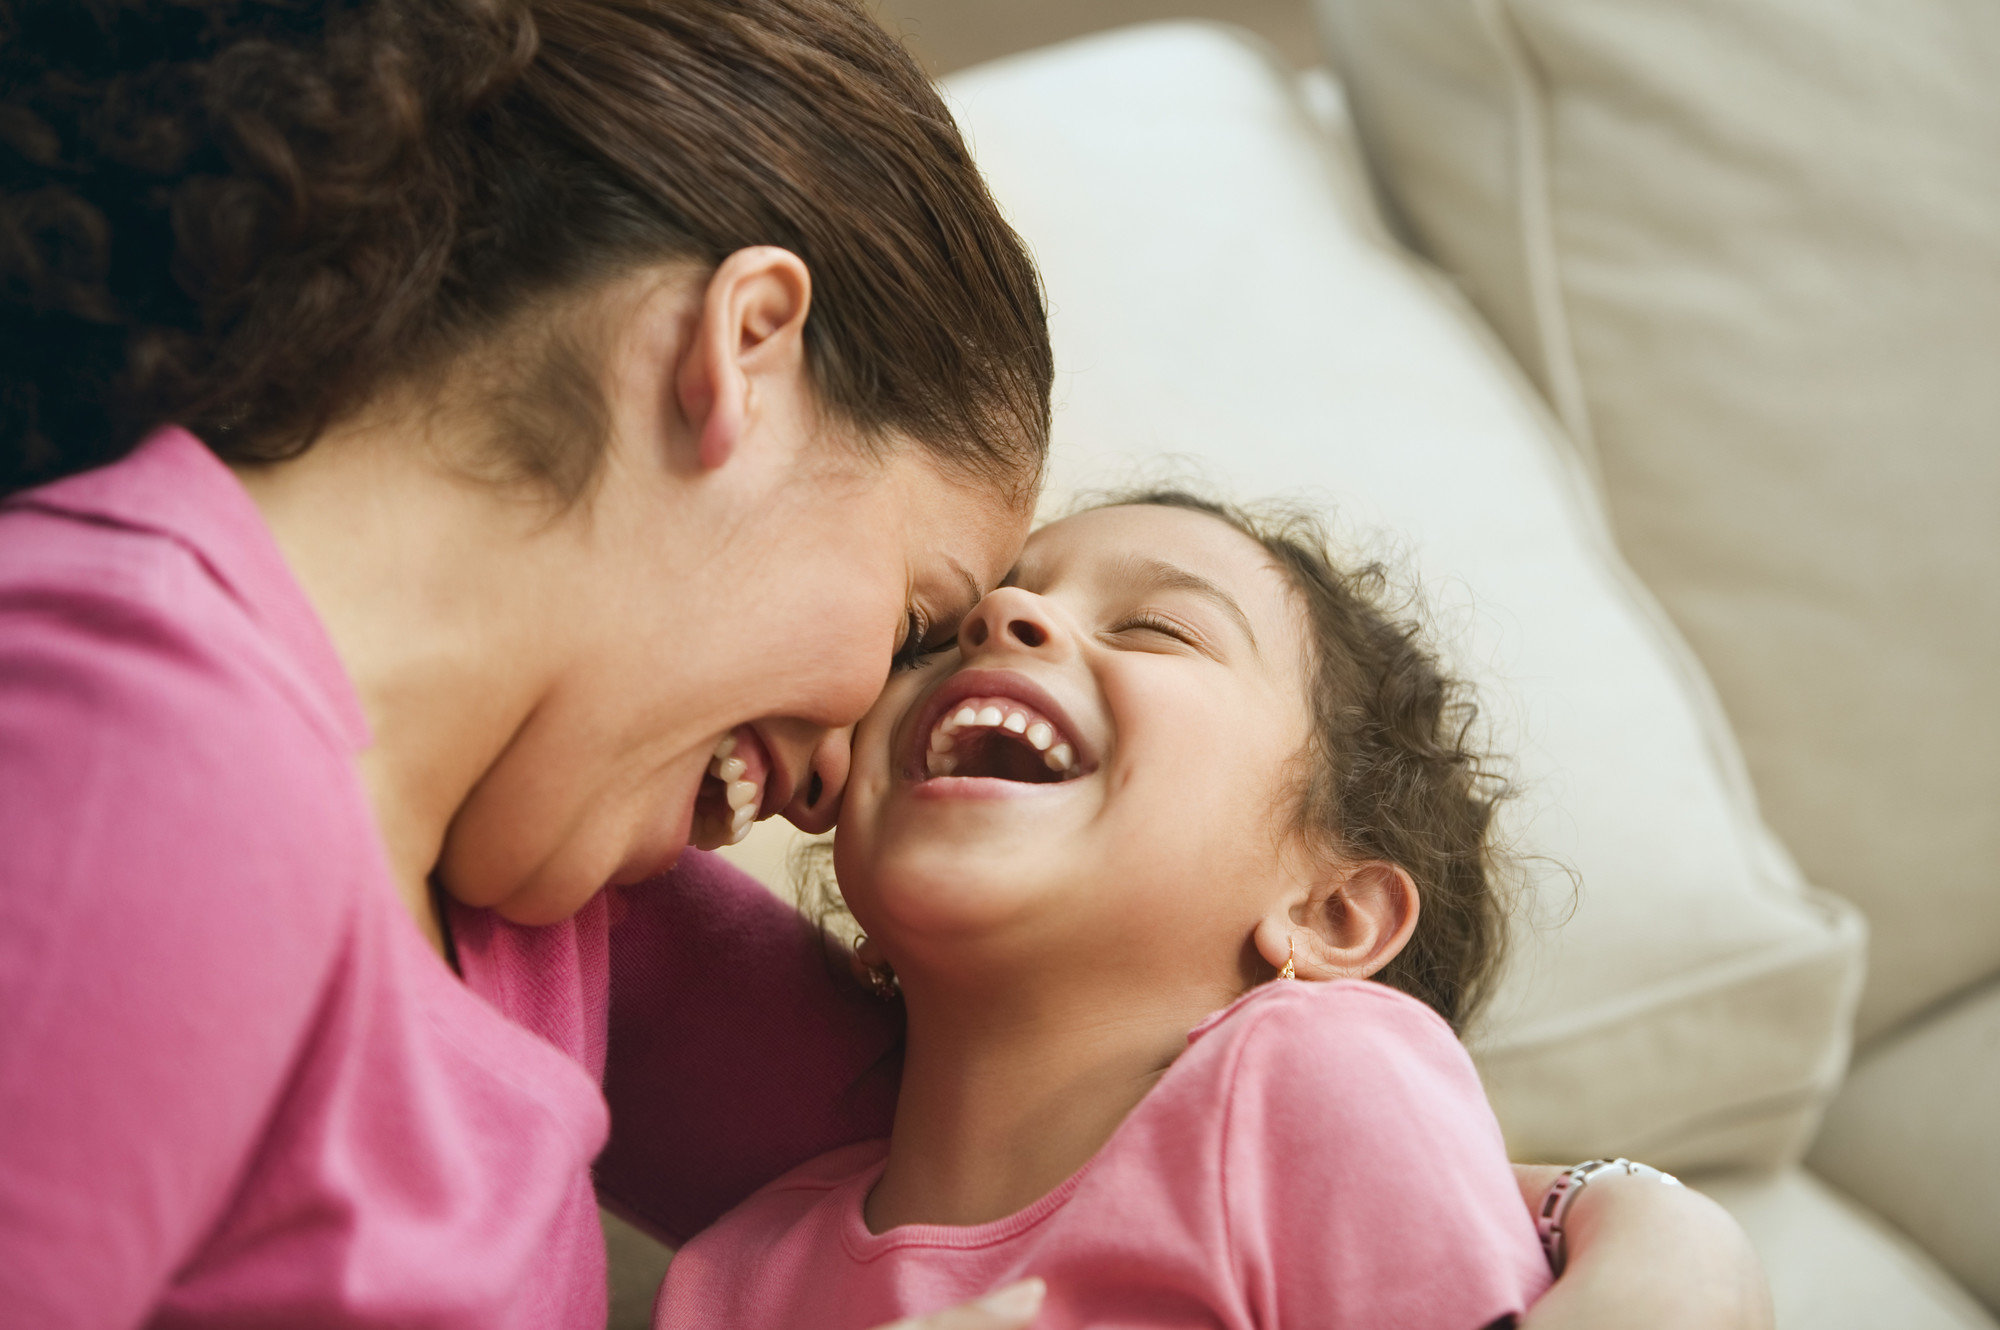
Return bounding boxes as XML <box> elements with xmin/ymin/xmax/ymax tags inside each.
<box><xmin>1109</xmin><ymin>610</ymin><xmax>1203</xmax><ymax>648</ymax></box>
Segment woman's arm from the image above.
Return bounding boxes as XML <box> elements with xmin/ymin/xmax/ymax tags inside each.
<box><xmin>1513</xmin><ymin>1164</ymin><xmax>1774</xmax><ymax>1330</ymax></box>
<box><xmin>596</xmin><ymin>851</ymin><xmax>903</xmax><ymax>1243</ymax></box>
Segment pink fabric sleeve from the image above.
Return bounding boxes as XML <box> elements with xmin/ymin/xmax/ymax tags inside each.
<box><xmin>0</xmin><ymin>530</ymin><xmax>360</xmax><ymax>1326</ymax></box>
<box><xmin>1221</xmin><ymin>983</ymin><xmax>1550</xmax><ymax>1330</ymax></box>
<box><xmin>595</xmin><ymin>853</ymin><xmax>903</xmax><ymax>1244</ymax></box>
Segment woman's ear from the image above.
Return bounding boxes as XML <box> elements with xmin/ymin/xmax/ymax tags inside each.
<box><xmin>1253</xmin><ymin>860</ymin><xmax>1420</xmax><ymax>981</ymax></box>
<box><xmin>673</xmin><ymin>246</ymin><xmax>814</xmax><ymax>472</ymax></box>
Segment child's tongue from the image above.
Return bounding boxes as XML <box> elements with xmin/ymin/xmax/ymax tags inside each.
<box><xmin>692</xmin><ymin>724</ymin><xmax>770</xmax><ymax>850</ymax></box>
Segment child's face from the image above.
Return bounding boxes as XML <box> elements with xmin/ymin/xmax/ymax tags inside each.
<box><xmin>834</xmin><ymin>503</ymin><xmax>1321</xmax><ymax>993</ymax></box>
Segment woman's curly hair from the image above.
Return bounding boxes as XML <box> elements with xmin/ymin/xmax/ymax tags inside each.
<box><xmin>0</xmin><ymin>0</ymin><xmax>1052</xmax><ymax>498</ymax></box>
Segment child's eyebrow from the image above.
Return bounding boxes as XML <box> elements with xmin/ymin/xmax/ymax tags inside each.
<box><xmin>1114</xmin><ymin>555</ymin><xmax>1260</xmax><ymax>655</ymax></box>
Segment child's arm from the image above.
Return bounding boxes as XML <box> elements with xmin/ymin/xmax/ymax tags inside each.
<box><xmin>1513</xmin><ymin>1165</ymin><xmax>1774</xmax><ymax>1330</ymax></box>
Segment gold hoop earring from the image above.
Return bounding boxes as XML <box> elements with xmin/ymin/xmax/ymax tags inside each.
<box><xmin>852</xmin><ymin>933</ymin><xmax>901</xmax><ymax>1001</ymax></box>
<box><xmin>1278</xmin><ymin>936</ymin><xmax>1296</xmax><ymax>981</ymax></box>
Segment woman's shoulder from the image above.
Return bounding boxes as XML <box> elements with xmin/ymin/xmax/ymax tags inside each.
<box><xmin>1</xmin><ymin>523</ymin><xmax>371</xmax><ymax>868</ymax></box>
<box><xmin>3</xmin><ymin>441</ymin><xmax>372</xmax><ymax>826</ymax></box>
<box><xmin>1</xmin><ymin>462</ymin><xmax>386</xmax><ymax>974</ymax></box>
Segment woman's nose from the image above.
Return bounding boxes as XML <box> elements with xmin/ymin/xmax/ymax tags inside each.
<box><xmin>781</xmin><ymin>726</ymin><xmax>851</xmax><ymax>834</ymax></box>
<box><xmin>958</xmin><ymin>587</ymin><xmax>1055</xmax><ymax>654</ymax></box>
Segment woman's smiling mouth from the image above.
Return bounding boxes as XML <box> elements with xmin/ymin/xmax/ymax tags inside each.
<box><xmin>693</xmin><ymin>725</ymin><xmax>780</xmax><ymax>848</ymax></box>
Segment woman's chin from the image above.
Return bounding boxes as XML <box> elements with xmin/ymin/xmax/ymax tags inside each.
<box><xmin>606</xmin><ymin>796</ymin><xmax>700</xmax><ymax>887</ymax></box>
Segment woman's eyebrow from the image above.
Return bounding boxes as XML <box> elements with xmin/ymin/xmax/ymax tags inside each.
<box><xmin>1115</xmin><ymin>555</ymin><xmax>1259</xmax><ymax>654</ymax></box>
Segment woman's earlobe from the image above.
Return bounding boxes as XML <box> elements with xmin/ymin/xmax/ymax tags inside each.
<box><xmin>675</xmin><ymin>294</ymin><xmax>749</xmax><ymax>474</ymax></box>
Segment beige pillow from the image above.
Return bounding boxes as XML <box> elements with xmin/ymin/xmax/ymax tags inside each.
<box><xmin>1701</xmin><ymin>1168</ymin><xmax>1999</xmax><ymax>1330</ymax></box>
<box><xmin>1311</xmin><ymin>0</ymin><xmax>2000</xmax><ymax>1041</ymax></box>
<box><xmin>1807</xmin><ymin>976</ymin><xmax>2000</xmax><ymax>1310</ymax></box>
<box><xmin>730</xmin><ymin>23</ymin><xmax>1865</xmax><ymax>1173</ymax></box>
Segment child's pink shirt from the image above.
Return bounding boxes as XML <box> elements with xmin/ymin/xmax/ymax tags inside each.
<box><xmin>659</xmin><ymin>979</ymin><xmax>1551</xmax><ymax>1330</ymax></box>
<box><xmin>0</xmin><ymin>429</ymin><xmax>901</xmax><ymax>1327</ymax></box>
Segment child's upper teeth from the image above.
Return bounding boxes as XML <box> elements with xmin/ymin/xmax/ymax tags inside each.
<box><xmin>714</xmin><ymin>755</ymin><xmax>747</xmax><ymax>781</ymax></box>
<box><xmin>924</xmin><ymin>696</ymin><xmax>1082</xmax><ymax>777</ymax></box>
<box><xmin>726</xmin><ymin>779</ymin><xmax>759</xmax><ymax>810</ymax></box>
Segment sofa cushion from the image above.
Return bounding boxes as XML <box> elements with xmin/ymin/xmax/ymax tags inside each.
<box><xmin>1807</xmin><ymin>975</ymin><xmax>2000</xmax><ymax>1311</ymax></box>
<box><xmin>879</xmin><ymin>22</ymin><xmax>1862</xmax><ymax>1173</ymax></box>
<box><xmin>1311</xmin><ymin>0</ymin><xmax>2000</xmax><ymax>1039</ymax></box>
<box><xmin>1701</xmin><ymin>1168</ymin><xmax>1998</xmax><ymax>1330</ymax></box>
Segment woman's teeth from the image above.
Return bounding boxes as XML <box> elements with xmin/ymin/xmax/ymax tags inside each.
<box><xmin>707</xmin><ymin>733</ymin><xmax>760</xmax><ymax>843</ymax></box>
<box><xmin>925</xmin><ymin>698</ymin><xmax>1081</xmax><ymax>780</ymax></box>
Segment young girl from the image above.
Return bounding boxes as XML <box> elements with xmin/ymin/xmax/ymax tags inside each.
<box><xmin>658</xmin><ymin>492</ymin><xmax>1551</xmax><ymax>1328</ymax></box>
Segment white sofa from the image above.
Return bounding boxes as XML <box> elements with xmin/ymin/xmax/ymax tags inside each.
<box><xmin>615</xmin><ymin>13</ymin><xmax>1999</xmax><ymax>1328</ymax></box>
<box><xmin>1306</xmin><ymin>0</ymin><xmax>1999</xmax><ymax>1318</ymax></box>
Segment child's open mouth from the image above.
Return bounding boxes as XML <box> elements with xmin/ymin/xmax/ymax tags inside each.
<box><xmin>910</xmin><ymin>667</ymin><xmax>1095</xmax><ymax>792</ymax></box>
<box><xmin>924</xmin><ymin>697</ymin><xmax>1081</xmax><ymax>782</ymax></box>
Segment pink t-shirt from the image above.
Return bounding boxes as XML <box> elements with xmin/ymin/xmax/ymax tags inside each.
<box><xmin>0</xmin><ymin>429</ymin><xmax>901</xmax><ymax>1328</ymax></box>
<box><xmin>659</xmin><ymin>979</ymin><xmax>1551</xmax><ymax>1330</ymax></box>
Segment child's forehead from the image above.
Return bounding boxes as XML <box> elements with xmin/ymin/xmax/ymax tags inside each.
<box><xmin>1021</xmin><ymin>503</ymin><xmax>1268</xmax><ymax>578</ymax></box>
<box><xmin>1016</xmin><ymin>505</ymin><xmax>1299</xmax><ymax>626</ymax></box>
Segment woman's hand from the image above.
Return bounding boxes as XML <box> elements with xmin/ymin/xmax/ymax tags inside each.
<box><xmin>1513</xmin><ymin>1164</ymin><xmax>1773</xmax><ymax>1329</ymax></box>
<box><xmin>872</xmin><ymin>1278</ymin><xmax>1045</xmax><ymax>1330</ymax></box>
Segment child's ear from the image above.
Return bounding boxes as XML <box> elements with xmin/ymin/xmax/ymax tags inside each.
<box><xmin>1253</xmin><ymin>861</ymin><xmax>1420</xmax><ymax>981</ymax></box>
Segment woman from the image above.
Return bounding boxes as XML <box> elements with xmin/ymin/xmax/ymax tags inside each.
<box><xmin>0</xmin><ymin>1</ymin><xmax>1766</xmax><ymax>1327</ymax></box>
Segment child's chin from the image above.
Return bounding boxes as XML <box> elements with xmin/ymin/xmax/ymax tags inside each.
<box><xmin>858</xmin><ymin>844</ymin><xmax>1060</xmax><ymax>930</ymax></box>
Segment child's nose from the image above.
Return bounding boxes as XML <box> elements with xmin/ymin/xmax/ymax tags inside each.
<box><xmin>960</xmin><ymin>588</ymin><xmax>1053</xmax><ymax>652</ymax></box>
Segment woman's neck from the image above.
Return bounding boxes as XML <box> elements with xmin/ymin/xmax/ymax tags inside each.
<box><xmin>865</xmin><ymin>974</ymin><xmax>1235</xmax><ymax>1232</ymax></box>
<box><xmin>232</xmin><ymin>413</ymin><xmax>570</xmax><ymax>951</ymax></box>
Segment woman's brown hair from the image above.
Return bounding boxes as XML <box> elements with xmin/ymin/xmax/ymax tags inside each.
<box><xmin>0</xmin><ymin>0</ymin><xmax>1052</xmax><ymax>498</ymax></box>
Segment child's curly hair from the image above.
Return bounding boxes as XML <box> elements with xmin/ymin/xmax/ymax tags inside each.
<box><xmin>1110</xmin><ymin>490</ymin><xmax>1514</xmax><ymax>1033</ymax></box>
